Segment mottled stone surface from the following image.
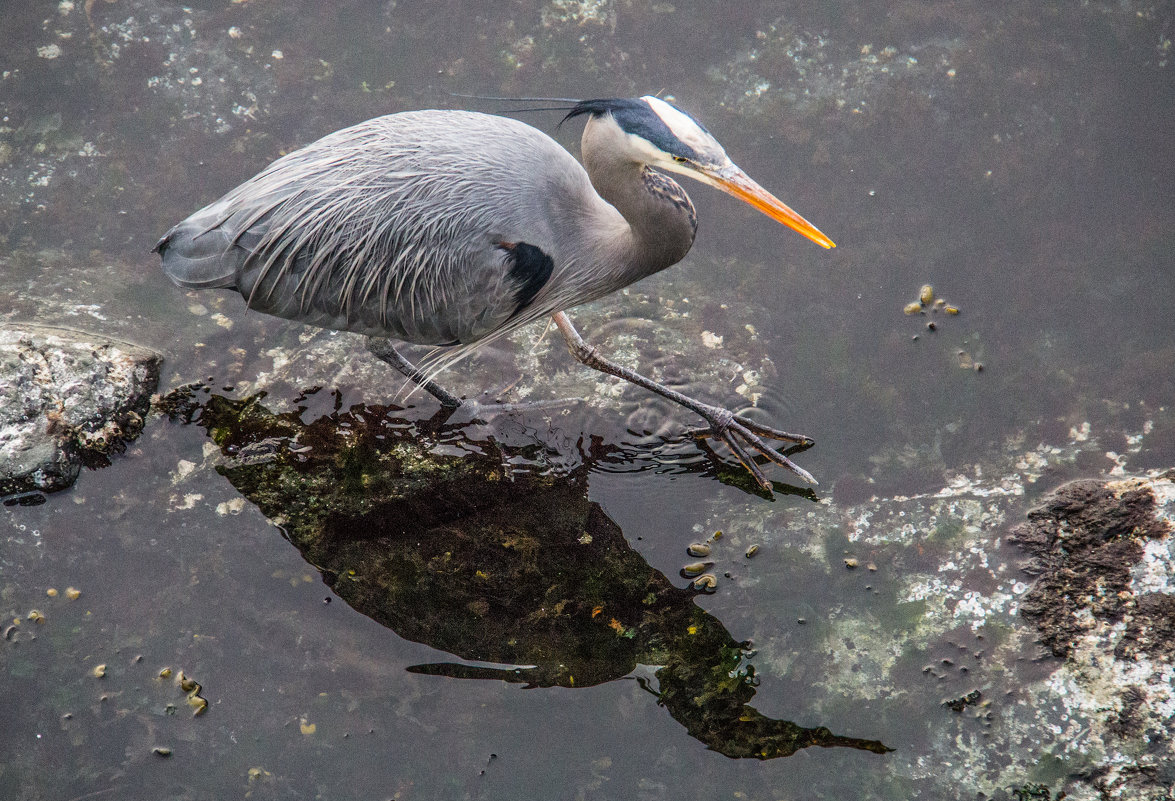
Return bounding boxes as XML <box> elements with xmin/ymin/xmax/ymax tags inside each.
<box><xmin>1010</xmin><ymin>478</ymin><xmax>1173</xmax><ymax>658</ymax></box>
<box><xmin>696</xmin><ymin>445</ymin><xmax>1175</xmax><ymax>800</ymax></box>
<box><xmin>1011</xmin><ymin>478</ymin><xmax>1175</xmax><ymax>800</ymax></box>
<box><xmin>0</xmin><ymin>324</ymin><xmax>160</xmax><ymax>496</ymax></box>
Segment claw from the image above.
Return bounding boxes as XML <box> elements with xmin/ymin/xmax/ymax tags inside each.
<box><xmin>717</xmin><ymin>429</ymin><xmax>773</xmax><ymax>490</ymax></box>
<box><xmin>734</xmin><ymin>423</ymin><xmax>819</xmax><ymax>486</ymax></box>
<box><xmin>693</xmin><ymin>409</ymin><xmax>818</xmax><ymax>488</ymax></box>
<box><xmin>733</xmin><ymin>416</ymin><xmax>813</xmax><ymax>447</ymax></box>
<box><xmin>759</xmin><ymin>448</ymin><xmax>818</xmax><ymax>485</ymax></box>
<box><xmin>550</xmin><ymin>313</ymin><xmax>817</xmax><ymax>492</ymax></box>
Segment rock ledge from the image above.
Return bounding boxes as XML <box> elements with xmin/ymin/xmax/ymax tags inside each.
<box><xmin>0</xmin><ymin>324</ymin><xmax>161</xmax><ymax>497</ymax></box>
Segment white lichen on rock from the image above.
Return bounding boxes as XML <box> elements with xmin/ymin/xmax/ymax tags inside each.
<box><xmin>1</xmin><ymin>324</ymin><xmax>161</xmax><ymax>495</ymax></box>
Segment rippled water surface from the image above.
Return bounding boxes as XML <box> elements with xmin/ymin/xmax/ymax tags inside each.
<box><xmin>2</xmin><ymin>2</ymin><xmax>1173</xmax><ymax>799</ymax></box>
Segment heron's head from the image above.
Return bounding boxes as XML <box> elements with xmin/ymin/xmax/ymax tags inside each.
<box><xmin>564</xmin><ymin>96</ymin><xmax>834</xmax><ymax>249</ymax></box>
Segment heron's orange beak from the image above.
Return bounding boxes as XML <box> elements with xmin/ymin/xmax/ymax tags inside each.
<box><xmin>707</xmin><ymin>165</ymin><xmax>835</xmax><ymax>249</ymax></box>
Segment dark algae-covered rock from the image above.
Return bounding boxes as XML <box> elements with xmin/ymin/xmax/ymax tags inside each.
<box><xmin>1009</xmin><ymin>478</ymin><xmax>1173</xmax><ymax>659</ymax></box>
<box><xmin>1006</xmin><ymin>476</ymin><xmax>1175</xmax><ymax>800</ymax></box>
<box><xmin>190</xmin><ymin>392</ymin><xmax>891</xmax><ymax>760</ymax></box>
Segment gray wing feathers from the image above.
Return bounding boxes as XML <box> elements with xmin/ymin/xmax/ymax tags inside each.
<box><xmin>157</xmin><ymin>111</ymin><xmax>588</xmax><ymax>345</ymax></box>
<box><xmin>155</xmin><ymin>203</ymin><xmax>245</xmax><ymax>289</ymax></box>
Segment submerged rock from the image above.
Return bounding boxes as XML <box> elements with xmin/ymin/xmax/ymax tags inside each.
<box><xmin>0</xmin><ymin>324</ymin><xmax>161</xmax><ymax>498</ymax></box>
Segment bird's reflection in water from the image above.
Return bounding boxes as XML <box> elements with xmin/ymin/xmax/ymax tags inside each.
<box><xmin>182</xmin><ymin>390</ymin><xmax>890</xmax><ymax>760</ymax></box>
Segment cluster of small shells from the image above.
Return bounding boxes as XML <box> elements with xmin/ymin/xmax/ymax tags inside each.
<box><xmin>680</xmin><ymin>531</ymin><xmax>762</xmax><ymax>593</ymax></box>
<box><xmin>682</xmin><ymin>531</ymin><xmax>719</xmax><ymax>592</ymax></box>
<box><xmin>4</xmin><ymin>587</ymin><xmax>83</xmax><ymax>641</ymax></box>
<box><xmin>905</xmin><ymin>285</ymin><xmax>982</xmax><ymax>370</ymax></box>
<box><xmin>158</xmin><ymin>666</ymin><xmax>209</xmax><ymax>716</ymax></box>
<box><xmin>904</xmin><ymin>284</ymin><xmax>959</xmax><ymax>329</ymax></box>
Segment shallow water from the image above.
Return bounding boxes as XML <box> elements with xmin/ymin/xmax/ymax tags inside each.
<box><xmin>2</xmin><ymin>1</ymin><xmax>1173</xmax><ymax>799</ymax></box>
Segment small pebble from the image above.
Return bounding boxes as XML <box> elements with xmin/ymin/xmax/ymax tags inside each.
<box><xmin>92</xmin><ymin>664</ymin><xmax>106</xmax><ymax>678</ymax></box>
<box><xmin>867</xmin><ymin>562</ymin><xmax>877</xmax><ymax>572</ymax></box>
<box><xmin>681</xmin><ymin>561</ymin><xmax>710</xmax><ymax>578</ymax></box>
<box><xmin>903</xmin><ymin>302</ymin><xmax>922</xmax><ymax>315</ymax></box>
<box><xmin>744</xmin><ymin>544</ymin><xmax>760</xmax><ymax>558</ymax></box>
<box><xmin>926</xmin><ymin>321</ymin><xmax>937</xmax><ymax>331</ymax></box>
<box><xmin>152</xmin><ymin>746</ymin><xmax>172</xmax><ymax>757</ymax></box>
<box><xmin>844</xmin><ymin>558</ymin><xmax>859</xmax><ymax>569</ymax></box>
<box><xmin>944</xmin><ymin>305</ymin><xmax>959</xmax><ymax>315</ymax></box>
<box><xmin>686</xmin><ymin>543</ymin><xmax>711</xmax><ymax>558</ymax></box>
<box><xmin>65</xmin><ymin>587</ymin><xmax>81</xmax><ymax>600</ymax></box>
<box><xmin>919</xmin><ymin>284</ymin><xmax>934</xmax><ymax>305</ymax></box>
<box><xmin>46</xmin><ymin>588</ymin><xmax>58</xmax><ymax>597</ymax></box>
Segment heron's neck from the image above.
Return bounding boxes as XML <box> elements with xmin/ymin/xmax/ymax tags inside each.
<box><xmin>579</xmin><ymin>127</ymin><xmax>697</xmax><ymax>281</ymax></box>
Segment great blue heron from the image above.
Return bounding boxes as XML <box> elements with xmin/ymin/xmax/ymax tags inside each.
<box><xmin>155</xmin><ymin>95</ymin><xmax>835</xmax><ymax>489</ymax></box>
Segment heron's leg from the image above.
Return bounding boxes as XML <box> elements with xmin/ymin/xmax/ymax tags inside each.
<box><xmin>552</xmin><ymin>311</ymin><xmax>816</xmax><ymax>490</ymax></box>
<box><xmin>365</xmin><ymin>336</ymin><xmax>576</xmax><ymax>417</ymax></box>
<box><xmin>366</xmin><ymin>336</ymin><xmax>463</xmax><ymax>408</ymax></box>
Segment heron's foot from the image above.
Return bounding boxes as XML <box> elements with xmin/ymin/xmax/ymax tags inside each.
<box><xmin>687</xmin><ymin>406</ymin><xmax>817</xmax><ymax>490</ymax></box>
<box><xmin>547</xmin><ymin>312</ymin><xmax>815</xmax><ymax>491</ymax></box>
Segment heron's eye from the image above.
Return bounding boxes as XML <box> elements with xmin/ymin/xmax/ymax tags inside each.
<box><xmin>673</xmin><ymin>156</ymin><xmax>689</xmax><ymax>164</ymax></box>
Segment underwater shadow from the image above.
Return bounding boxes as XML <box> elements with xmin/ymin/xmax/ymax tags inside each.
<box><xmin>179</xmin><ymin>390</ymin><xmax>891</xmax><ymax>760</ymax></box>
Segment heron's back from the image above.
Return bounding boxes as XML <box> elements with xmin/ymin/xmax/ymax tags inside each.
<box><xmin>156</xmin><ymin>110</ymin><xmax>603</xmax><ymax>345</ymax></box>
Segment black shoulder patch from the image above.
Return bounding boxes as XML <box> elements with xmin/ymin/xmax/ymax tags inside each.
<box><xmin>501</xmin><ymin>241</ymin><xmax>554</xmax><ymax>313</ymax></box>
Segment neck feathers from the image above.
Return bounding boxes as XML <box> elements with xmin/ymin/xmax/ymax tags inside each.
<box><xmin>579</xmin><ymin>115</ymin><xmax>698</xmax><ymax>278</ymax></box>
<box><xmin>640</xmin><ymin>167</ymin><xmax>697</xmax><ymax>243</ymax></box>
